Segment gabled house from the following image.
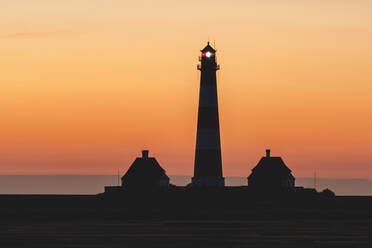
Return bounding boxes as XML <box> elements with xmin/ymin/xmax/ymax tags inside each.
<box><xmin>248</xmin><ymin>149</ymin><xmax>295</xmax><ymax>190</ymax></box>
<box><xmin>121</xmin><ymin>150</ymin><xmax>170</xmax><ymax>188</ymax></box>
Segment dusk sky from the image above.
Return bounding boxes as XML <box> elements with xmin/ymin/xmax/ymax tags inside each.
<box><xmin>1</xmin><ymin>1</ymin><xmax>372</xmax><ymax>178</ymax></box>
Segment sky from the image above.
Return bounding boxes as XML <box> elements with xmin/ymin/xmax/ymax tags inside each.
<box><xmin>1</xmin><ymin>1</ymin><xmax>372</xmax><ymax>178</ymax></box>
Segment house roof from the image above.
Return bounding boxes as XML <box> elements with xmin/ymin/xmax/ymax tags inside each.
<box><xmin>122</xmin><ymin>155</ymin><xmax>169</xmax><ymax>182</ymax></box>
<box><xmin>248</xmin><ymin>156</ymin><xmax>293</xmax><ymax>180</ymax></box>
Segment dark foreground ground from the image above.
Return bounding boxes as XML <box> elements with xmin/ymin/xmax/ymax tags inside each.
<box><xmin>1</xmin><ymin>189</ymin><xmax>372</xmax><ymax>248</ymax></box>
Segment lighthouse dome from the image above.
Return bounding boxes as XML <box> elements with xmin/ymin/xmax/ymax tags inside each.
<box><xmin>201</xmin><ymin>42</ymin><xmax>216</xmax><ymax>53</ymax></box>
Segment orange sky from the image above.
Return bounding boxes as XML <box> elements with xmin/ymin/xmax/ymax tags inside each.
<box><xmin>1</xmin><ymin>1</ymin><xmax>372</xmax><ymax>178</ymax></box>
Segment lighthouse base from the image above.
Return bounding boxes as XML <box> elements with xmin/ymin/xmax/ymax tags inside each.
<box><xmin>191</xmin><ymin>176</ymin><xmax>225</xmax><ymax>188</ymax></box>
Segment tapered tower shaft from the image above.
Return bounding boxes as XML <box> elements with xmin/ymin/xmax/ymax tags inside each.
<box><xmin>192</xmin><ymin>43</ymin><xmax>224</xmax><ymax>187</ymax></box>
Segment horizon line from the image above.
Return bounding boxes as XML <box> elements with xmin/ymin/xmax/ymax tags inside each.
<box><xmin>0</xmin><ymin>174</ymin><xmax>371</xmax><ymax>180</ymax></box>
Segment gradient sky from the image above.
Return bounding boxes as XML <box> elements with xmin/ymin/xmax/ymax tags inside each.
<box><xmin>1</xmin><ymin>1</ymin><xmax>372</xmax><ymax>178</ymax></box>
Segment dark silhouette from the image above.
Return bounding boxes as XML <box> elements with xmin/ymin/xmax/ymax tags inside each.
<box><xmin>192</xmin><ymin>42</ymin><xmax>224</xmax><ymax>187</ymax></box>
<box><xmin>320</xmin><ymin>188</ymin><xmax>336</xmax><ymax>198</ymax></box>
<box><xmin>121</xmin><ymin>150</ymin><xmax>169</xmax><ymax>188</ymax></box>
<box><xmin>248</xmin><ymin>149</ymin><xmax>295</xmax><ymax>191</ymax></box>
<box><xmin>2</xmin><ymin>191</ymin><xmax>372</xmax><ymax>248</ymax></box>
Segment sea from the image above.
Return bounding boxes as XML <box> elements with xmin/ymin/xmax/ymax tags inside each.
<box><xmin>0</xmin><ymin>175</ymin><xmax>371</xmax><ymax>195</ymax></box>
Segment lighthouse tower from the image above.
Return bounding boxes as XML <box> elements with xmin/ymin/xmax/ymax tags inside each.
<box><xmin>192</xmin><ymin>43</ymin><xmax>224</xmax><ymax>187</ymax></box>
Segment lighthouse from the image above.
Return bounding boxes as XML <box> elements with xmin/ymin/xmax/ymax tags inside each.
<box><xmin>192</xmin><ymin>43</ymin><xmax>224</xmax><ymax>187</ymax></box>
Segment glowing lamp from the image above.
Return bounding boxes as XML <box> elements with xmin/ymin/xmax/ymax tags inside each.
<box><xmin>202</xmin><ymin>51</ymin><xmax>213</xmax><ymax>58</ymax></box>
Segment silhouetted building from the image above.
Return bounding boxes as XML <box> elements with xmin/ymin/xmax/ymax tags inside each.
<box><xmin>248</xmin><ymin>149</ymin><xmax>295</xmax><ymax>190</ymax></box>
<box><xmin>192</xmin><ymin>43</ymin><xmax>224</xmax><ymax>188</ymax></box>
<box><xmin>121</xmin><ymin>150</ymin><xmax>169</xmax><ymax>188</ymax></box>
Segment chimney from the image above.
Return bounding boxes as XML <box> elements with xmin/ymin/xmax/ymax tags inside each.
<box><xmin>266</xmin><ymin>149</ymin><xmax>271</xmax><ymax>158</ymax></box>
<box><xmin>142</xmin><ymin>150</ymin><xmax>149</xmax><ymax>159</ymax></box>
